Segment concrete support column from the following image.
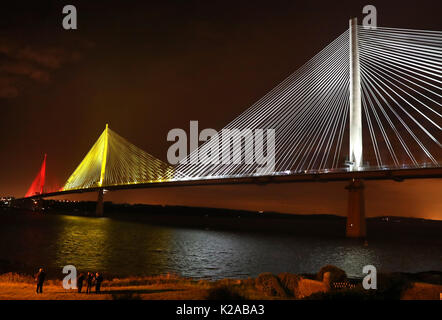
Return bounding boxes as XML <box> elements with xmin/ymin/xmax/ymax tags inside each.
<box><xmin>96</xmin><ymin>188</ymin><xmax>104</xmax><ymax>216</ymax></box>
<box><xmin>345</xmin><ymin>179</ymin><xmax>366</xmax><ymax>238</ymax></box>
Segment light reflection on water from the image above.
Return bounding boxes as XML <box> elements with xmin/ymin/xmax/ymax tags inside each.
<box><xmin>54</xmin><ymin>215</ymin><xmax>173</xmax><ymax>275</ymax></box>
<box><xmin>0</xmin><ymin>212</ymin><xmax>440</xmax><ymax>279</ymax></box>
<box><xmin>55</xmin><ymin>216</ymin><xmax>112</xmax><ymax>272</ymax></box>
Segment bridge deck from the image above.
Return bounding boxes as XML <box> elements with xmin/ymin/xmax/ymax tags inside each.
<box><xmin>21</xmin><ymin>166</ymin><xmax>442</xmax><ymax>200</ymax></box>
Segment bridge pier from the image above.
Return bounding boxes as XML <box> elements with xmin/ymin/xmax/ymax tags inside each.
<box><xmin>96</xmin><ymin>188</ymin><xmax>104</xmax><ymax>216</ymax></box>
<box><xmin>345</xmin><ymin>179</ymin><xmax>366</xmax><ymax>238</ymax></box>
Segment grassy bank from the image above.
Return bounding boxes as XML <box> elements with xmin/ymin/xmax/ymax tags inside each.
<box><xmin>0</xmin><ymin>266</ymin><xmax>440</xmax><ymax>300</ymax></box>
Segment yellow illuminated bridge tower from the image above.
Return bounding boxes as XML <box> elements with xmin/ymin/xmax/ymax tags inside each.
<box><xmin>62</xmin><ymin>124</ymin><xmax>174</xmax><ymax>216</ymax></box>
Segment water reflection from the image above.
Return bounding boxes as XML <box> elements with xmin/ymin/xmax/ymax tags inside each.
<box><xmin>324</xmin><ymin>244</ymin><xmax>380</xmax><ymax>277</ymax></box>
<box><xmin>55</xmin><ymin>216</ymin><xmax>111</xmax><ymax>272</ymax></box>
<box><xmin>167</xmin><ymin>231</ymin><xmax>384</xmax><ymax>278</ymax></box>
<box><xmin>54</xmin><ymin>215</ymin><xmax>174</xmax><ymax>275</ymax></box>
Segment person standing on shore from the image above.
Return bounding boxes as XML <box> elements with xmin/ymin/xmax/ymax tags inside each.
<box><xmin>95</xmin><ymin>272</ymin><xmax>103</xmax><ymax>293</ymax></box>
<box><xmin>86</xmin><ymin>272</ymin><xmax>94</xmax><ymax>294</ymax></box>
<box><xmin>35</xmin><ymin>268</ymin><xmax>46</xmax><ymax>294</ymax></box>
<box><xmin>77</xmin><ymin>273</ymin><xmax>85</xmax><ymax>293</ymax></box>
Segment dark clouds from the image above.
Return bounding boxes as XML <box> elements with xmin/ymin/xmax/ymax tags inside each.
<box><xmin>0</xmin><ymin>40</ymin><xmax>83</xmax><ymax>98</ymax></box>
<box><xmin>0</xmin><ymin>76</ymin><xmax>18</xmax><ymax>98</ymax></box>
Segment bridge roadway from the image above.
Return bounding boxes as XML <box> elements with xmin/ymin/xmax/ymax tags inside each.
<box><xmin>21</xmin><ymin>166</ymin><xmax>442</xmax><ymax>200</ymax></box>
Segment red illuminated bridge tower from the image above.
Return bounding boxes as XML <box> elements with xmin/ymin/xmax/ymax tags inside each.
<box><xmin>25</xmin><ymin>153</ymin><xmax>47</xmax><ymax>197</ymax></box>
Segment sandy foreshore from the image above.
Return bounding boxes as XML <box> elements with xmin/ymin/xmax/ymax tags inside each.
<box><xmin>0</xmin><ymin>266</ymin><xmax>441</xmax><ymax>300</ymax></box>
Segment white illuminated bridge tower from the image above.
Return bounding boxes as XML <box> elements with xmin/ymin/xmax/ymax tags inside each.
<box><xmin>346</xmin><ymin>18</ymin><xmax>365</xmax><ymax>238</ymax></box>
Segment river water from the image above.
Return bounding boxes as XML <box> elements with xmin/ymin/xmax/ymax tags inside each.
<box><xmin>0</xmin><ymin>211</ymin><xmax>440</xmax><ymax>279</ymax></box>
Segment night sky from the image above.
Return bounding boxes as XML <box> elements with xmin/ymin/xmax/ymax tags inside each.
<box><xmin>1</xmin><ymin>0</ymin><xmax>441</xmax><ymax>219</ymax></box>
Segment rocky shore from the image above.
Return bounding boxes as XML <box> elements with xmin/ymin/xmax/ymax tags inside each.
<box><xmin>0</xmin><ymin>265</ymin><xmax>440</xmax><ymax>300</ymax></box>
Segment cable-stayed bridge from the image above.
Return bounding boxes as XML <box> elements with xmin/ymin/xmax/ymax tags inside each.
<box><xmin>21</xmin><ymin>19</ymin><xmax>442</xmax><ymax>237</ymax></box>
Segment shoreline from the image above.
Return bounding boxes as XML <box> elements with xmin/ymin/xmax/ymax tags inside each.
<box><xmin>1</xmin><ymin>267</ymin><xmax>441</xmax><ymax>300</ymax></box>
<box><xmin>3</xmin><ymin>207</ymin><xmax>441</xmax><ymax>238</ymax></box>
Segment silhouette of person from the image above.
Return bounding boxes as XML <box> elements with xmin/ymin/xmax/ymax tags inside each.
<box><xmin>77</xmin><ymin>273</ymin><xmax>85</xmax><ymax>293</ymax></box>
<box><xmin>95</xmin><ymin>272</ymin><xmax>103</xmax><ymax>293</ymax></box>
<box><xmin>86</xmin><ymin>272</ymin><xmax>94</xmax><ymax>294</ymax></box>
<box><xmin>35</xmin><ymin>268</ymin><xmax>46</xmax><ymax>294</ymax></box>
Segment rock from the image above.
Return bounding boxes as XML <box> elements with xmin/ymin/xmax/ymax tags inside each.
<box><xmin>317</xmin><ymin>265</ymin><xmax>347</xmax><ymax>284</ymax></box>
<box><xmin>296</xmin><ymin>278</ymin><xmax>328</xmax><ymax>299</ymax></box>
<box><xmin>278</xmin><ymin>273</ymin><xmax>301</xmax><ymax>296</ymax></box>
<box><xmin>322</xmin><ymin>272</ymin><xmax>331</xmax><ymax>289</ymax></box>
<box><xmin>255</xmin><ymin>273</ymin><xmax>287</xmax><ymax>297</ymax></box>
